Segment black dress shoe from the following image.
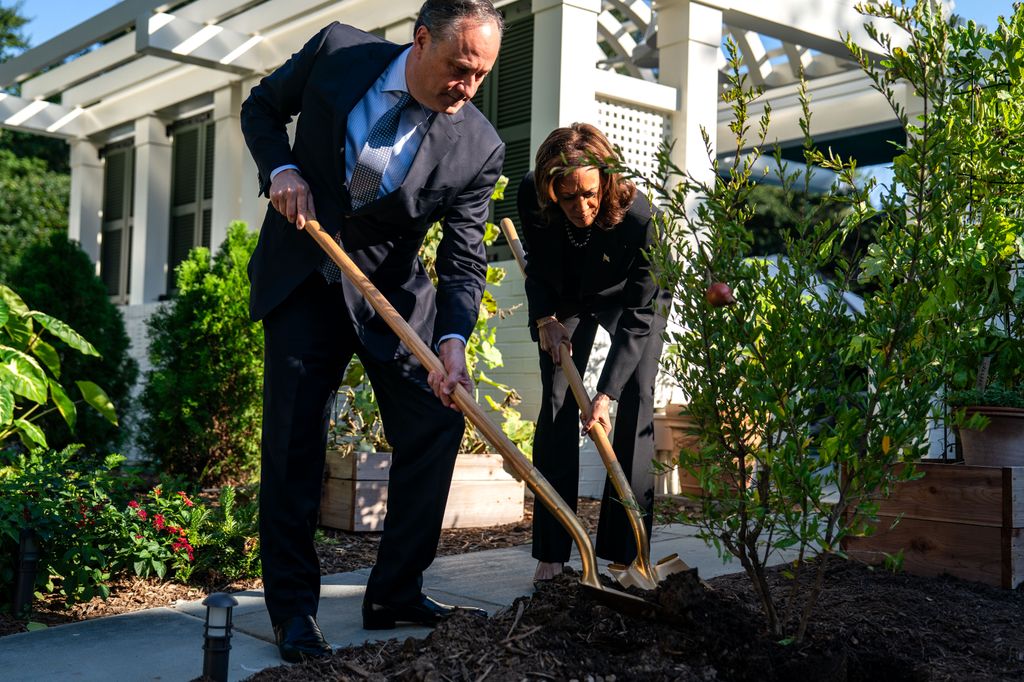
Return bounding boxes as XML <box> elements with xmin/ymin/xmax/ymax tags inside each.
<box><xmin>273</xmin><ymin>614</ymin><xmax>333</xmax><ymax>663</ymax></box>
<box><xmin>362</xmin><ymin>594</ymin><xmax>488</xmax><ymax>630</ymax></box>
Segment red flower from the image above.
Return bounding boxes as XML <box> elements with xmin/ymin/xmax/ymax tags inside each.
<box><xmin>128</xmin><ymin>500</ymin><xmax>139</xmax><ymax>509</ymax></box>
<box><xmin>177</xmin><ymin>491</ymin><xmax>194</xmax><ymax>507</ymax></box>
<box><xmin>153</xmin><ymin>487</ymin><xmax>162</xmax><ymax>497</ymax></box>
<box><xmin>135</xmin><ymin>534</ymin><xmax>143</xmax><ymax>540</ymax></box>
<box><xmin>172</xmin><ymin>538</ymin><xmax>195</xmax><ymax>562</ymax></box>
<box><xmin>137</xmin><ymin>509</ymin><xmax>148</xmax><ymax>520</ymax></box>
<box><xmin>153</xmin><ymin>514</ymin><xmax>166</xmax><ymax>530</ymax></box>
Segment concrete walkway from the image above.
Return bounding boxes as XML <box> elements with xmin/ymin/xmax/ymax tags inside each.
<box><xmin>0</xmin><ymin>524</ymin><xmax>778</xmax><ymax>681</ymax></box>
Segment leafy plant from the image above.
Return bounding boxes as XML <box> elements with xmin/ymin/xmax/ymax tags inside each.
<box><xmin>0</xmin><ymin>285</ymin><xmax>118</xmax><ymax>451</ymax></box>
<box><xmin>8</xmin><ymin>233</ymin><xmax>138</xmax><ymax>455</ymax></box>
<box><xmin>191</xmin><ymin>485</ymin><xmax>261</xmax><ymax>583</ymax></box>
<box><xmin>138</xmin><ymin>222</ymin><xmax>263</xmax><ymax>485</ymax></box>
<box><xmin>0</xmin><ymin>150</ymin><xmax>69</xmax><ymax>284</ymax></box>
<box><xmin>104</xmin><ymin>486</ymin><xmax>205</xmax><ymax>581</ymax></box>
<box><xmin>926</xmin><ymin>3</ymin><xmax>1024</xmax><ymax>408</ymax></box>
<box><xmin>0</xmin><ymin>446</ymin><xmax>129</xmax><ymax>606</ymax></box>
<box><xmin>644</xmin><ymin>4</ymin><xmax>988</xmax><ymax>638</ymax></box>
<box><xmin>328</xmin><ymin>176</ymin><xmax>536</xmax><ymax>456</ymax></box>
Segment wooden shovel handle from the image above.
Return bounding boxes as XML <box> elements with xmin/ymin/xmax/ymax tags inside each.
<box><xmin>303</xmin><ymin>220</ymin><xmax>602</xmax><ymax>588</ymax></box>
<box><xmin>501</xmin><ymin>218</ymin><xmax>529</xmax><ymax>275</ymax></box>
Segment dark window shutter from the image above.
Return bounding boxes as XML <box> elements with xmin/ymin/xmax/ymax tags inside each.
<box><xmin>173</xmin><ymin>128</ymin><xmax>200</xmax><ymax>207</ymax></box>
<box><xmin>100</xmin><ymin>144</ymin><xmax>134</xmax><ymax>299</ymax></box>
<box><xmin>201</xmin><ymin>209</ymin><xmax>212</xmax><ymax>249</ymax></box>
<box><xmin>495</xmin><ymin>15</ymin><xmax>533</xmax><ymax>131</ymax></box>
<box><xmin>168</xmin><ymin>213</ymin><xmax>196</xmax><ymax>290</ymax></box>
<box><xmin>203</xmin><ymin>122</ymin><xmax>215</xmax><ymax>201</ymax></box>
<box><xmin>100</xmin><ymin>228</ymin><xmax>122</xmax><ymax>296</ymax></box>
<box><xmin>488</xmin><ymin>5</ymin><xmax>533</xmax><ymax>260</ymax></box>
<box><xmin>102</xmin><ymin>152</ymin><xmax>126</xmax><ymax>221</ymax></box>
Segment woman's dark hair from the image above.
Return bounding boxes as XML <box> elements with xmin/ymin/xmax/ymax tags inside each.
<box><xmin>534</xmin><ymin>123</ymin><xmax>636</xmax><ymax>230</ymax></box>
<box><xmin>414</xmin><ymin>0</ymin><xmax>505</xmax><ymax>42</ymax></box>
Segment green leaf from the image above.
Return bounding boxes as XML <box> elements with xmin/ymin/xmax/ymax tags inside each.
<box><xmin>0</xmin><ymin>285</ymin><xmax>30</xmax><ymax>317</ymax></box>
<box><xmin>25</xmin><ymin>622</ymin><xmax>48</xmax><ymax>632</ymax></box>
<box><xmin>0</xmin><ymin>297</ymin><xmax>8</xmax><ymax>328</ymax></box>
<box><xmin>50</xmin><ymin>379</ymin><xmax>77</xmax><ymax>430</ymax></box>
<box><xmin>0</xmin><ymin>387</ymin><xmax>12</xmax><ymax>426</ymax></box>
<box><xmin>31</xmin><ymin>339</ymin><xmax>61</xmax><ymax>378</ymax></box>
<box><xmin>77</xmin><ymin>381</ymin><xmax>118</xmax><ymax>425</ymax></box>
<box><xmin>30</xmin><ymin>313</ymin><xmax>100</xmax><ymax>357</ymax></box>
<box><xmin>0</xmin><ymin>349</ymin><xmax>48</xmax><ymax>403</ymax></box>
<box><xmin>14</xmin><ymin>419</ymin><xmax>46</xmax><ymax>448</ymax></box>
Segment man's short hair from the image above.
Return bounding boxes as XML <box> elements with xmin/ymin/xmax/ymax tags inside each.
<box><xmin>414</xmin><ymin>0</ymin><xmax>505</xmax><ymax>42</ymax></box>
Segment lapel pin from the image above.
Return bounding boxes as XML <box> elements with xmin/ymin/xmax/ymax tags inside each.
<box><xmin>602</xmin><ymin>253</ymin><xmax>610</xmax><ymax>263</ymax></box>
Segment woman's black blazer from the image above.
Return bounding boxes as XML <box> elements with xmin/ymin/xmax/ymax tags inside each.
<box><xmin>517</xmin><ymin>172</ymin><xmax>669</xmax><ymax>400</ymax></box>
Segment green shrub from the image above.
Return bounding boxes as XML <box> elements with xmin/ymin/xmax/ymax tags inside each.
<box><xmin>646</xmin><ymin>16</ymin><xmax>980</xmax><ymax>640</ymax></box>
<box><xmin>0</xmin><ymin>149</ymin><xmax>69</xmax><ymax>283</ymax></box>
<box><xmin>8</xmin><ymin>234</ymin><xmax>138</xmax><ymax>455</ymax></box>
<box><xmin>1</xmin><ymin>285</ymin><xmax>118</xmax><ymax>451</ymax></box>
<box><xmin>0</xmin><ymin>447</ymin><xmax>130</xmax><ymax>606</ymax></box>
<box><xmin>139</xmin><ymin>222</ymin><xmax>263</xmax><ymax>485</ymax></box>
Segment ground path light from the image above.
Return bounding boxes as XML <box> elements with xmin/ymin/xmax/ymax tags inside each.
<box><xmin>202</xmin><ymin>592</ymin><xmax>238</xmax><ymax>682</ymax></box>
<box><xmin>13</xmin><ymin>529</ymin><xmax>39</xmax><ymax>618</ymax></box>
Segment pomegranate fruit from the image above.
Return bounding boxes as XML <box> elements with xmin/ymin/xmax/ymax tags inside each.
<box><xmin>705</xmin><ymin>282</ymin><xmax>736</xmax><ymax>307</ymax></box>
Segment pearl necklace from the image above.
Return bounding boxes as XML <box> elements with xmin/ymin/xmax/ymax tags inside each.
<box><xmin>564</xmin><ymin>222</ymin><xmax>592</xmax><ymax>249</ymax></box>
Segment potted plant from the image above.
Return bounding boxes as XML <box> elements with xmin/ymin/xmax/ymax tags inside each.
<box><xmin>948</xmin><ymin>322</ymin><xmax>1024</xmax><ymax>466</ymax></box>
<box><xmin>937</xmin><ymin>6</ymin><xmax>1024</xmax><ymax>466</ymax></box>
<box><xmin>319</xmin><ymin>179</ymin><xmax>533</xmax><ymax>531</ymax></box>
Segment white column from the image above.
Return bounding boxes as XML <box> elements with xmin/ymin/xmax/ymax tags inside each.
<box><xmin>384</xmin><ymin>18</ymin><xmax>415</xmax><ymax>44</ymax></box>
<box><xmin>68</xmin><ymin>140</ymin><xmax>103</xmax><ymax>266</ymax></box>
<box><xmin>211</xmin><ymin>84</ymin><xmax>244</xmax><ymax>248</ymax></box>
<box><xmin>237</xmin><ymin>76</ymin><xmax>268</xmax><ymax>232</ymax></box>
<box><xmin>529</xmin><ymin>0</ymin><xmax>602</xmax><ymax>160</ymax></box>
<box><xmin>130</xmin><ymin>115</ymin><xmax>172</xmax><ymax>305</ymax></box>
<box><xmin>653</xmin><ymin>0</ymin><xmax>723</xmax><ymax>203</ymax></box>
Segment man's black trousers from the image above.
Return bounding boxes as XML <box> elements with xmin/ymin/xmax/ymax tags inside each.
<box><xmin>259</xmin><ymin>273</ymin><xmax>465</xmax><ymax>626</ymax></box>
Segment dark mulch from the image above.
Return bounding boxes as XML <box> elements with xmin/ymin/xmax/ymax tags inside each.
<box><xmin>0</xmin><ymin>496</ymin><xmax>599</xmax><ymax>638</ymax></box>
<box><xmin>242</xmin><ymin>557</ymin><xmax>1024</xmax><ymax>682</ymax></box>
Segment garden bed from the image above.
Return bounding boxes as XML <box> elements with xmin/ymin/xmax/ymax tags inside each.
<box><xmin>0</xmin><ymin>497</ymin><xmax>599</xmax><ymax>638</ymax></box>
<box><xmin>243</xmin><ymin>556</ymin><xmax>1024</xmax><ymax>682</ymax></box>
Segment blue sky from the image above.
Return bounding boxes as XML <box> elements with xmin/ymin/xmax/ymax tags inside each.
<box><xmin>14</xmin><ymin>0</ymin><xmax>1018</xmax><ymax>48</ymax></box>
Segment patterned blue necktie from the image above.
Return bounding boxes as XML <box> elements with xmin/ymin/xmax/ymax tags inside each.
<box><xmin>320</xmin><ymin>91</ymin><xmax>412</xmax><ymax>283</ymax></box>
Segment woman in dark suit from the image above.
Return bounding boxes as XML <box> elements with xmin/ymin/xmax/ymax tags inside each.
<box><xmin>519</xmin><ymin>123</ymin><xmax>670</xmax><ymax>581</ymax></box>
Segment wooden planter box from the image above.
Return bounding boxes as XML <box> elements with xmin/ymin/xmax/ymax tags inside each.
<box><xmin>653</xmin><ymin>405</ymin><xmax>752</xmax><ymax>498</ymax></box>
<box><xmin>653</xmin><ymin>406</ymin><xmax>701</xmax><ymax>496</ymax></box>
<box><xmin>319</xmin><ymin>450</ymin><xmax>525</xmax><ymax>532</ymax></box>
<box><xmin>959</xmin><ymin>406</ymin><xmax>1024</xmax><ymax>467</ymax></box>
<box><xmin>843</xmin><ymin>461</ymin><xmax>1024</xmax><ymax>588</ymax></box>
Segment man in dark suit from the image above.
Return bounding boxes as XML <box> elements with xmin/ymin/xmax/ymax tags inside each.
<box><xmin>240</xmin><ymin>0</ymin><xmax>505</xmax><ymax>663</ymax></box>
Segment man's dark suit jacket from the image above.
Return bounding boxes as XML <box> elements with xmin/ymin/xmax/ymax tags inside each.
<box><xmin>517</xmin><ymin>172</ymin><xmax>669</xmax><ymax>401</ymax></box>
<box><xmin>241</xmin><ymin>23</ymin><xmax>505</xmax><ymax>360</ymax></box>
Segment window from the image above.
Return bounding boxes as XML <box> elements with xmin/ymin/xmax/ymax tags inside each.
<box><xmin>100</xmin><ymin>141</ymin><xmax>135</xmax><ymax>302</ymax></box>
<box><xmin>471</xmin><ymin>0</ymin><xmax>533</xmax><ymax>261</ymax></box>
<box><xmin>167</xmin><ymin>115</ymin><xmax>215</xmax><ymax>293</ymax></box>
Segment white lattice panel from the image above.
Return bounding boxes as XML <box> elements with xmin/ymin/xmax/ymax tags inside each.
<box><xmin>597</xmin><ymin>98</ymin><xmax>671</xmax><ymax>189</ymax></box>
